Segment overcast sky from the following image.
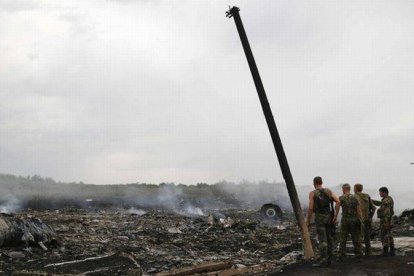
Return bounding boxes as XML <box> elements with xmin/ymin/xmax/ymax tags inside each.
<box><xmin>0</xmin><ymin>0</ymin><xmax>413</xmax><ymax>188</ymax></box>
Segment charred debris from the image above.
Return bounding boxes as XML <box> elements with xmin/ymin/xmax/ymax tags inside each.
<box><xmin>0</xmin><ymin>175</ymin><xmax>307</xmax><ymax>274</ymax></box>
<box><xmin>0</xmin><ymin>214</ymin><xmax>58</xmax><ymax>250</ymax></box>
<box><xmin>1</xmin><ymin>174</ymin><xmax>414</xmax><ymax>275</ymax></box>
<box><xmin>0</xmin><ymin>207</ymin><xmax>298</xmax><ymax>275</ymax></box>
<box><xmin>1</xmin><ymin>204</ymin><xmax>413</xmax><ymax>275</ymax></box>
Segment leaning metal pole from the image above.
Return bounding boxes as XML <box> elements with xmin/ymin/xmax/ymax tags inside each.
<box><xmin>226</xmin><ymin>6</ymin><xmax>314</xmax><ymax>259</ymax></box>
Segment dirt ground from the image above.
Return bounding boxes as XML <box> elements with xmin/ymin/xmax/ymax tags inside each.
<box><xmin>276</xmin><ymin>233</ymin><xmax>414</xmax><ymax>276</ymax></box>
<box><xmin>278</xmin><ymin>254</ymin><xmax>414</xmax><ymax>276</ymax></box>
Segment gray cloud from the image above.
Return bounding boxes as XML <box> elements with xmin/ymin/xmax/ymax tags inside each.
<box><xmin>0</xmin><ymin>0</ymin><xmax>413</xmax><ymax>190</ymax></box>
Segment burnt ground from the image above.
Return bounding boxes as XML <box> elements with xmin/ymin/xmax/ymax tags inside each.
<box><xmin>0</xmin><ymin>208</ymin><xmax>302</xmax><ymax>275</ymax></box>
<box><xmin>275</xmin><ymin>227</ymin><xmax>414</xmax><ymax>276</ymax></box>
<box><xmin>278</xmin><ymin>255</ymin><xmax>414</xmax><ymax>276</ymax></box>
<box><xmin>0</xmin><ymin>208</ymin><xmax>413</xmax><ymax>275</ymax></box>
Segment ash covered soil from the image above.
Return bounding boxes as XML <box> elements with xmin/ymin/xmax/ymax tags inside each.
<box><xmin>0</xmin><ymin>208</ymin><xmax>303</xmax><ymax>275</ymax></box>
<box><xmin>1</xmin><ymin>208</ymin><xmax>413</xmax><ymax>275</ymax></box>
<box><xmin>280</xmin><ymin>255</ymin><xmax>414</xmax><ymax>276</ymax></box>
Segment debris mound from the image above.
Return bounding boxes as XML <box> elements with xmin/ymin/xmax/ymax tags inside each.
<box><xmin>0</xmin><ymin>213</ymin><xmax>58</xmax><ymax>249</ymax></box>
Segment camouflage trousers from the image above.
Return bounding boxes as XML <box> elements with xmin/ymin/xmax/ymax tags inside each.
<box><xmin>380</xmin><ymin>221</ymin><xmax>394</xmax><ymax>248</ymax></box>
<box><xmin>362</xmin><ymin>219</ymin><xmax>372</xmax><ymax>252</ymax></box>
<box><xmin>338</xmin><ymin>218</ymin><xmax>363</xmax><ymax>258</ymax></box>
<box><xmin>316</xmin><ymin>223</ymin><xmax>334</xmax><ymax>262</ymax></box>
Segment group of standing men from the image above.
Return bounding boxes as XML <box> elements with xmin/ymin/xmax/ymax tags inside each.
<box><xmin>306</xmin><ymin>176</ymin><xmax>395</xmax><ymax>267</ymax></box>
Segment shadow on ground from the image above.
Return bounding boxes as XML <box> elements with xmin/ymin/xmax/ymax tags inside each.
<box><xmin>277</xmin><ymin>255</ymin><xmax>414</xmax><ymax>276</ymax></box>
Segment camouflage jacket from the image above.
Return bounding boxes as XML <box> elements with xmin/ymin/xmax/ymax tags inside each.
<box><xmin>339</xmin><ymin>193</ymin><xmax>359</xmax><ymax>221</ymax></box>
<box><xmin>354</xmin><ymin>192</ymin><xmax>376</xmax><ymax>221</ymax></box>
<box><xmin>374</xmin><ymin>196</ymin><xmax>394</xmax><ymax>223</ymax></box>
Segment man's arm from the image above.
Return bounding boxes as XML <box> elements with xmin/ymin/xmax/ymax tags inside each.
<box><xmin>306</xmin><ymin>191</ymin><xmax>314</xmax><ymax>228</ymax></box>
<box><xmin>329</xmin><ymin>190</ymin><xmax>340</xmax><ymax>223</ymax></box>
<box><xmin>372</xmin><ymin>199</ymin><xmax>382</xmax><ymax>206</ymax></box>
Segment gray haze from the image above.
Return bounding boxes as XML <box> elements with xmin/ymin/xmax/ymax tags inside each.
<box><xmin>1</xmin><ymin>0</ymin><xmax>413</xmax><ymax>189</ymax></box>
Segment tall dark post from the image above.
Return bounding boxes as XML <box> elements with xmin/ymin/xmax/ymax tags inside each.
<box><xmin>226</xmin><ymin>6</ymin><xmax>314</xmax><ymax>259</ymax></box>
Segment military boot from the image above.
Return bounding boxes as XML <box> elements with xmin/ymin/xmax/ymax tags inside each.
<box><xmin>326</xmin><ymin>256</ymin><xmax>332</xmax><ymax>266</ymax></box>
<box><xmin>381</xmin><ymin>246</ymin><xmax>389</xmax><ymax>256</ymax></box>
<box><xmin>389</xmin><ymin>246</ymin><xmax>395</xmax><ymax>256</ymax></box>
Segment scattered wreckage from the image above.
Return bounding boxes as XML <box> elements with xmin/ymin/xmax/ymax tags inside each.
<box><xmin>260</xmin><ymin>203</ymin><xmax>283</xmax><ymax>220</ymax></box>
<box><xmin>0</xmin><ymin>206</ymin><xmax>302</xmax><ymax>275</ymax></box>
<box><xmin>1</xmin><ymin>206</ymin><xmax>413</xmax><ymax>275</ymax></box>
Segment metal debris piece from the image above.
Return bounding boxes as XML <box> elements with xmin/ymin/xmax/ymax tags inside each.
<box><xmin>207</xmin><ymin>214</ymin><xmax>214</xmax><ymax>225</ymax></box>
<box><xmin>260</xmin><ymin>204</ymin><xmax>283</xmax><ymax>220</ymax></box>
<box><xmin>279</xmin><ymin>251</ymin><xmax>303</xmax><ymax>263</ymax></box>
<box><xmin>219</xmin><ymin>217</ymin><xmax>235</xmax><ymax>228</ymax></box>
<box><xmin>38</xmin><ymin>241</ymin><xmax>48</xmax><ymax>251</ymax></box>
<box><xmin>167</xmin><ymin>227</ymin><xmax>182</xmax><ymax>234</ymax></box>
<box><xmin>0</xmin><ymin>214</ymin><xmax>58</xmax><ymax>248</ymax></box>
<box><xmin>44</xmin><ymin>253</ymin><xmax>116</xmax><ymax>268</ymax></box>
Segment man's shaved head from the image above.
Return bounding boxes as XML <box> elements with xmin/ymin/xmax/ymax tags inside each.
<box><xmin>313</xmin><ymin>176</ymin><xmax>323</xmax><ymax>185</ymax></box>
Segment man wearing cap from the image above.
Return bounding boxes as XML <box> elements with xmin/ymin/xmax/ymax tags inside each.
<box><xmin>337</xmin><ymin>183</ymin><xmax>363</xmax><ymax>261</ymax></box>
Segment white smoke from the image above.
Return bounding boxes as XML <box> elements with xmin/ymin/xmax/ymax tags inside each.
<box><xmin>0</xmin><ymin>195</ymin><xmax>21</xmax><ymax>213</ymax></box>
<box><xmin>178</xmin><ymin>204</ymin><xmax>205</xmax><ymax>217</ymax></box>
<box><xmin>127</xmin><ymin>207</ymin><xmax>146</xmax><ymax>216</ymax></box>
<box><xmin>156</xmin><ymin>185</ymin><xmax>183</xmax><ymax>209</ymax></box>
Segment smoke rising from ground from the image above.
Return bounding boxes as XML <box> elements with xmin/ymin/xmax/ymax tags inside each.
<box><xmin>0</xmin><ymin>195</ymin><xmax>21</xmax><ymax>214</ymax></box>
<box><xmin>0</xmin><ymin>174</ymin><xmax>412</xmax><ymax>215</ymax></box>
<box><xmin>0</xmin><ymin>174</ymin><xmax>291</xmax><ymax>213</ymax></box>
<box><xmin>126</xmin><ymin>207</ymin><xmax>146</xmax><ymax>216</ymax></box>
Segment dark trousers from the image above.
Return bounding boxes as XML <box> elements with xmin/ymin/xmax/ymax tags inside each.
<box><xmin>362</xmin><ymin>219</ymin><xmax>372</xmax><ymax>252</ymax></box>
